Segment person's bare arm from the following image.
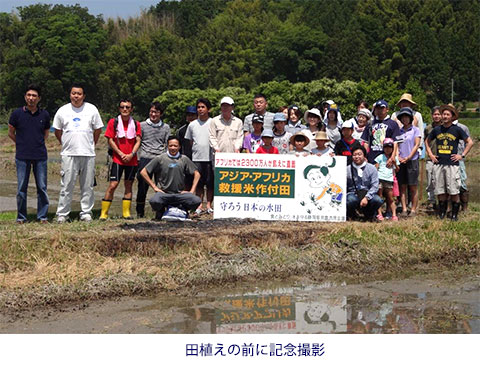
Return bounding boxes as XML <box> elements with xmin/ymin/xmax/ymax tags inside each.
<box><xmin>8</xmin><ymin>125</ymin><xmax>16</xmax><ymax>143</ymax></box>
<box><xmin>140</xmin><ymin>167</ymin><xmax>162</xmax><ymax>192</ymax></box>
<box><xmin>54</xmin><ymin>129</ymin><xmax>63</xmax><ymax>144</ymax></box>
<box><xmin>93</xmin><ymin>128</ymin><xmax>102</xmax><ymax>144</ymax></box>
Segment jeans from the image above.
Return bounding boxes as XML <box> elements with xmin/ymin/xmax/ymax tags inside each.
<box><xmin>346</xmin><ymin>192</ymin><xmax>383</xmax><ymax>220</ymax></box>
<box><xmin>15</xmin><ymin>159</ymin><xmax>49</xmax><ymax>221</ymax></box>
<box><xmin>149</xmin><ymin>192</ymin><xmax>201</xmax><ymax>212</ymax></box>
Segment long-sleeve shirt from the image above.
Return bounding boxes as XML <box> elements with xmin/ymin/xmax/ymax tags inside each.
<box><xmin>346</xmin><ymin>162</ymin><xmax>379</xmax><ymax>200</ymax></box>
<box><xmin>208</xmin><ymin>114</ymin><xmax>244</xmax><ymax>152</ymax></box>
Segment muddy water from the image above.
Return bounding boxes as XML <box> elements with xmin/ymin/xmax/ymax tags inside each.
<box><xmin>1</xmin><ymin>275</ymin><xmax>478</xmax><ymax>334</ymax></box>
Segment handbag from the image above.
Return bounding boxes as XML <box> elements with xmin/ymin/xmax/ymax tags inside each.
<box><xmin>392</xmin><ymin>174</ymin><xmax>400</xmax><ymax>197</ymax></box>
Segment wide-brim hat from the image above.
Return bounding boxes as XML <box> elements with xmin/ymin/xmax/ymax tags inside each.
<box><xmin>290</xmin><ymin>132</ymin><xmax>310</xmax><ymax>146</ymax></box>
<box><xmin>397</xmin><ymin>93</ymin><xmax>417</xmax><ymax>107</ymax></box>
<box><xmin>397</xmin><ymin>107</ymin><xmax>414</xmax><ymax>122</ymax></box>
<box><xmin>440</xmin><ymin>103</ymin><xmax>458</xmax><ymax>121</ymax></box>
<box><xmin>314</xmin><ymin>131</ymin><xmax>329</xmax><ymax>141</ymax></box>
<box><xmin>304</xmin><ymin>108</ymin><xmax>322</xmax><ymax>122</ymax></box>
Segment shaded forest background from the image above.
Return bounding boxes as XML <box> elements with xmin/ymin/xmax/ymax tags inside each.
<box><xmin>0</xmin><ymin>0</ymin><xmax>479</xmax><ymax>126</ymax></box>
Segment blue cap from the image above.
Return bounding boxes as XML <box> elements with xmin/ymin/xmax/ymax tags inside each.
<box><xmin>273</xmin><ymin>112</ymin><xmax>287</xmax><ymax>122</ymax></box>
<box><xmin>186</xmin><ymin>105</ymin><xmax>197</xmax><ymax>114</ymax></box>
<box><xmin>374</xmin><ymin>99</ymin><xmax>388</xmax><ymax>108</ymax></box>
<box><xmin>261</xmin><ymin>129</ymin><xmax>275</xmax><ymax>138</ymax></box>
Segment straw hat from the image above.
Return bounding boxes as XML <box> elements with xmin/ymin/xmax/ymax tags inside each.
<box><xmin>396</xmin><ymin>93</ymin><xmax>417</xmax><ymax>107</ymax></box>
<box><xmin>290</xmin><ymin>132</ymin><xmax>310</xmax><ymax>146</ymax></box>
<box><xmin>314</xmin><ymin>131</ymin><xmax>329</xmax><ymax>141</ymax></box>
<box><xmin>439</xmin><ymin>103</ymin><xmax>458</xmax><ymax>121</ymax></box>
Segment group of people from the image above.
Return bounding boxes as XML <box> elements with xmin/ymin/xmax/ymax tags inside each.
<box><xmin>8</xmin><ymin>85</ymin><xmax>473</xmax><ymax>223</ymax></box>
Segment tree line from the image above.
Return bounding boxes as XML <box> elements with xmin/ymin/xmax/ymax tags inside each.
<box><xmin>0</xmin><ymin>0</ymin><xmax>478</xmax><ymax>126</ymax></box>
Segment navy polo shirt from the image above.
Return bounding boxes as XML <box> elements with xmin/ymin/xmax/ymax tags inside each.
<box><xmin>9</xmin><ymin>107</ymin><xmax>51</xmax><ymax>160</ymax></box>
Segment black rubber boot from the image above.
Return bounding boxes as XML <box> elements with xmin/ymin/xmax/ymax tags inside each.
<box><xmin>450</xmin><ymin>202</ymin><xmax>461</xmax><ymax>222</ymax></box>
<box><xmin>136</xmin><ymin>202</ymin><xmax>145</xmax><ymax>218</ymax></box>
<box><xmin>438</xmin><ymin>200</ymin><xmax>448</xmax><ymax>219</ymax></box>
<box><xmin>460</xmin><ymin>190</ymin><xmax>469</xmax><ymax>213</ymax></box>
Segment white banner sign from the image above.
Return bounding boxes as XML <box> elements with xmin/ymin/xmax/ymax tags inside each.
<box><xmin>213</xmin><ymin>153</ymin><xmax>346</xmax><ymax>222</ymax></box>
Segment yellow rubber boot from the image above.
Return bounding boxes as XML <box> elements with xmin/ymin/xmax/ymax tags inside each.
<box><xmin>122</xmin><ymin>198</ymin><xmax>132</xmax><ymax>219</ymax></box>
<box><xmin>100</xmin><ymin>199</ymin><xmax>112</xmax><ymax>220</ymax></box>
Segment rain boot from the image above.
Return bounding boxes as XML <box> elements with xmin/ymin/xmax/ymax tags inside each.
<box><xmin>460</xmin><ymin>190</ymin><xmax>469</xmax><ymax>213</ymax></box>
<box><xmin>122</xmin><ymin>198</ymin><xmax>132</xmax><ymax>219</ymax></box>
<box><xmin>100</xmin><ymin>199</ymin><xmax>112</xmax><ymax>220</ymax></box>
<box><xmin>136</xmin><ymin>202</ymin><xmax>145</xmax><ymax>218</ymax></box>
<box><xmin>438</xmin><ymin>200</ymin><xmax>448</xmax><ymax>219</ymax></box>
<box><xmin>451</xmin><ymin>202</ymin><xmax>461</xmax><ymax>222</ymax></box>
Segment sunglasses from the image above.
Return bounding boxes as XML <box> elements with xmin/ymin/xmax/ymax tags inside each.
<box><xmin>120</xmin><ymin>105</ymin><xmax>132</xmax><ymax>110</ymax></box>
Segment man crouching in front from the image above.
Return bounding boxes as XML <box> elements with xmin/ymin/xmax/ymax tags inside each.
<box><xmin>140</xmin><ymin>136</ymin><xmax>201</xmax><ymax>221</ymax></box>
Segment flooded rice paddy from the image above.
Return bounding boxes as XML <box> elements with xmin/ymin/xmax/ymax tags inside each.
<box><xmin>1</xmin><ymin>275</ymin><xmax>478</xmax><ymax>334</ymax></box>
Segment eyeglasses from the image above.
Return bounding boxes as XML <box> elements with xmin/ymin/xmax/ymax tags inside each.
<box><xmin>120</xmin><ymin>105</ymin><xmax>132</xmax><ymax>110</ymax></box>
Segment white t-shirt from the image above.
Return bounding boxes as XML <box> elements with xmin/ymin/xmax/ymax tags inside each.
<box><xmin>53</xmin><ymin>102</ymin><xmax>104</xmax><ymax>156</ymax></box>
<box><xmin>185</xmin><ymin>117</ymin><xmax>213</xmax><ymax>162</ymax></box>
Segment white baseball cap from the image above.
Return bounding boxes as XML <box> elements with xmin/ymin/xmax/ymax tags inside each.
<box><xmin>220</xmin><ymin>96</ymin><xmax>234</xmax><ymax>105</ymax></box>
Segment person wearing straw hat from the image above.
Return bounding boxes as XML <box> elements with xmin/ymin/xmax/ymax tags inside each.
<box><xmin>392</xmin><ymin>93</ymin><xmax>424</xmax><ymax>148</ymax></box>
<box><xmin>425</xmin><ymin>104</ymin><xmax>473</xmax><ymax>221</ymax></box>
<box><xmin>289</xmin><ymin>132</ymin><xmax>311</xmax><ymax>156</ymax></box>
<box><xmin>311</xmin><ymin>131</ymin><xmax>333</xmax><ymax>157</ymax></box>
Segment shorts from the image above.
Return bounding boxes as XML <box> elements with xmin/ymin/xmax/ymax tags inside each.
<box><xmin>433</xmin><ymin>164</ymin><xmax>461</xmax><ymax>195</ymax></box>
<box><xmin>109</xmin><ymin>162</ymin><xmax>138</xmax><ymax>182</ymax></box>
<box><xmin>194</xmin><ymin>161</ymin><xmax>214</xmax><ymax>189</ymax></box>
<box><xmin>379</xmin><ymin>180</ymin><xmax>393</xmax><ymax>190</ymax></box>
<box><xmin>397</xmin><ymin>159</ymin><xmax>419</xmax><ymax>186</ymax></box>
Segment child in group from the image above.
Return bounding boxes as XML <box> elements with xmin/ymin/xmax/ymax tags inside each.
<box><xmin>334</xmin><ymin>121</ymin><xmax>361</xmax><ymax>165</ymax></box>
<box><xmin>311</xmin><ymin>131</ymin><xmax>333</xmax><ymax>156</ymax></box>
<box><xmin>256</xmin><ymin>129</ymin><xmax>279</xmax><ymax>154</ymax></box>
<box><xmin>374</xmin><ymin>138</ymin><xmax>399</xmax><ymax>221</ymax></box>
<box><xmin>243</xmin><ymin>113</ymin><xmax>263</xmax><ymax>153</ymax></box>
<box><xmin>289</xmin><ymin>132</ymin><xmax>310</xmax><ymax>156</ymax></box>
<box><xmin>272</xmin><ymin>112</ymin><xmax>293</xmax><ymax>154</ymax></box>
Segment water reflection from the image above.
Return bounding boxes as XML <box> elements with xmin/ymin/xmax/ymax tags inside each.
<box><xmin>170</xmin><ymin>280</ymin><xmax>480</xmax><ymax>334</ymax></box>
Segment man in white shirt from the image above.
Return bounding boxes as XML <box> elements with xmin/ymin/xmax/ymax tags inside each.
<box><xmin>185</xmin><ymin>98</ymin><xmax>215</xmax><ymax>214</ymax></box>
<box><xmin>243</xmin><ymin>93</ymin><xmax>275</xmax><ymax>133</ymax></box>
<box><xmin>53</xmin><ymin>83</ymin><xmax>104</xmax><ymax>222</ymax></box>
<box><xmin>208</xmin><ymin>96</ymin><xmax>243</xmax><ymax>153</ymax></box>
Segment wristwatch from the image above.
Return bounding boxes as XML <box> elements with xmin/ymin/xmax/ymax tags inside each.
<box><xmin>461</xmin><ymin>154</ymin><xmax>465</xmax><ymax>159</ymax></box>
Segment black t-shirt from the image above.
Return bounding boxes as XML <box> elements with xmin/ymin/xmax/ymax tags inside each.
<box><xmin>177</xmin><ymin>123</ymin><xmax>193</xmax><ymax>159</ymax></box>
<box><xmin>334</xmin><ymin>138</ymin><xmax>359</xmax><ymax>165</ymax></box>
<box><xmin>428</xmin><ymin>124</ymin><xmax>469</xmax><ymax>165</ymax></box>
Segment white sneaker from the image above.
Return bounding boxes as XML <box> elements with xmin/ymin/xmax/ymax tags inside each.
<box><xmin>80</xmin><ymin>214</ymin><xmax>92</xmax><ymax>222</ymax></box>
<box><xmin>161</xmin><ymin>207</ymin><xmax>188</xmax><ymax>222</ymax></box>
<box><xmin>56</xmin><ymin>216</ymin><xmax>67</xmax><ymax>223</ymax></box>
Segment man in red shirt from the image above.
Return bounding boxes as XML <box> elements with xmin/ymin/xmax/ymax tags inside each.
<box><xmin>100</xmin><ymin>99</ymin><xmax>141</xmax><ymax>219</ymax></box>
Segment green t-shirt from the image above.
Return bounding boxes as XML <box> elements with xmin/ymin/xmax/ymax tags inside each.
<box><xmin>145</xmin><ymin>153</ymin><xmax>198</xmax><ymax>193</ymax></box>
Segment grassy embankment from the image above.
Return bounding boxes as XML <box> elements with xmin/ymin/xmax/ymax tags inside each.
<box><xmin>0</xmin><ymin>120</ymin><xmax>479</xmax><ymax>312</ymax></box>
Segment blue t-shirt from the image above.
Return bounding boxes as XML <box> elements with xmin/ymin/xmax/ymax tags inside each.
<box><xmin>375</xmin><ymin>153</ymin><xmax>399</xmax><ymax>182</ymax></box>
<box><xmin>9</xmin><ymin>107</ymin><xmax>51</xmax><ymax>160</ymax></box>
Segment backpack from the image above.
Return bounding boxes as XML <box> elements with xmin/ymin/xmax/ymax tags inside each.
<box><xmin>107</xmin><ymin>117</ymin><xmax>139</xmax><ymax>156</ymax></box>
